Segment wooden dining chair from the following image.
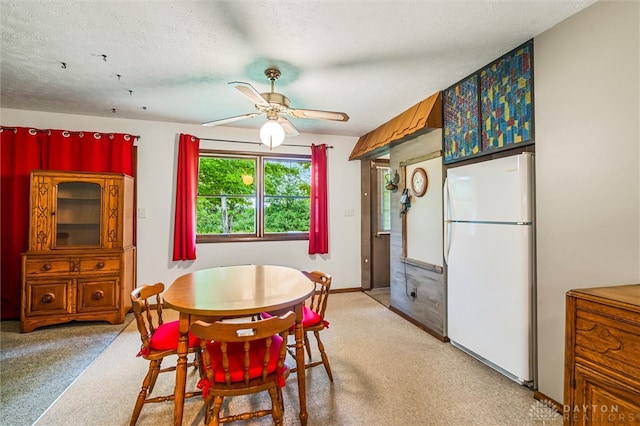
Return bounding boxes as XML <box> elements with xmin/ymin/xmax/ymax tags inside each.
<box><xmin>290</xmin><ymin>270</ymin><xmax>334</xmax><ymax>381</ymax></box>
<box><xmin>262</xmin><ymin>270</ymin><xmax>334</xmax><ymax>381</ymax></box>
<box><xmin>190</xmin><ymin>311</ymin><xmax>296</xmax><ymax>426</ymax></box>
<box><xmin>129</xmin><ymin>283</ymin><xmax>202</xmax><ymax>426</ymax></box>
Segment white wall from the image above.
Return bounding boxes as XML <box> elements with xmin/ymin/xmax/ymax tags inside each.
<box><xmin>1</xmin><ymin>109</ymin><xmax>362</xmax><ymax>290</ymax></box>
<box><xmin>405</xmin><ymin>135</ymin><xmax>443</xmax><ymax>268</ymax></box>
<box><xmin>535</xmin><ymin>0</ymin><xmax>640</xmax><ymax>403</ymax></box>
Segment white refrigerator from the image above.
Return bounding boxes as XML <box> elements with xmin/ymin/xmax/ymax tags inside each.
<box><xmin>444</xmin><ymin>152</ymin><xmax>535</xmax><ymax>387</ymax></box>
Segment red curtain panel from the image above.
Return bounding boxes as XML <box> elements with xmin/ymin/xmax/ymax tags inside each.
<box><xmin>0</xmin><ymin>126</ymin><xmax>135</xmax><ymax>319</ymax></box>
<box><xmin>172</xmin><ymin>134</ymin><xmax>200</xmax><ymax>261</ymax></box>
<box><xmin>309</xmin><ymin>144</ymin><xmax>329</xmax><ymax>254</ymax></box>
<box><xmin>1</xmin><ymin>128</ymin><xmax>44</xmax><ymax>319</ymax></box>
<box><xmin>43</xmin><ymin>130</ymin><xmax>134</xmax><ymax>174</ymax></box>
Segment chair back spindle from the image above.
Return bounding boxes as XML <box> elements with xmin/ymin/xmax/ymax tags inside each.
<box><xmin>304</xmin><ymin>270</ymin><xmax>331</xmax><ymax>320</ymax></box>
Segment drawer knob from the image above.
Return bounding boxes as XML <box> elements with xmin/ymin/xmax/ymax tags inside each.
<box><xmin>96</xmin><ymin>262</ymin><xmax>105</xmax><ymax>269</ymax></box>
<box><xmin>41</xmin><ymin>263</ymin><xmax>52</xmax><ymax>271</ymax></box>
<box><xmin>92</xmin><ymin>290</ymin><xmax>104</xmax><ymax>301</ymax></box>
<box><xmin>41</xmin><ymin>293</ymin><xmax>55</xmax><ymax>303</ymax></box>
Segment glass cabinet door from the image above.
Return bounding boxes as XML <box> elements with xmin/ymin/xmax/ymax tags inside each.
<box><xmin>54</xmin><ymin>181</ymin><xmax>101</xmax><ymax>247</ymax></box>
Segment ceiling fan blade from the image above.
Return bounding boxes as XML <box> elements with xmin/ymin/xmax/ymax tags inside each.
<box><xmin>278</xmin><ymin>117</ymin><xmax>300</xmax><ymax>136</ymax></box>
<box><xmin>229</xmin><ymin>82</ymin><xmax>270</xmax><ymax>107</ymax></box>
<box><xmin>289</xmin><ymin>108</ymin><xmax>350</xmax><ymax>122</ymax></box>
<box><xmin>201</xmin><ymin>112</ymin><xmax>262</xmax><ymax>126</ymax></box>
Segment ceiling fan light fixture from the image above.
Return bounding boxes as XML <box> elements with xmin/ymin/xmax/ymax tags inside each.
<box><xmin>260</xmin><ymin>120</ymin><xmax>285</xmax><ymax>148</ymax></box>
<box><xmin>202</xmin><ymin>67</ymin><xmax>349</xmax><ymax>135</ymax></box>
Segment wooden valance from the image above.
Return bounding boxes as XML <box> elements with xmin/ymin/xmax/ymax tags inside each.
<box><xmin>349</xmin><ymin>91</ymin><xmax>442</xmax><ymax>160</ymax></box>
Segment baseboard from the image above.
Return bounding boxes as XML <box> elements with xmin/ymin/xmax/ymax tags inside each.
<box><xmin>533</xmin><ymin>390</ymin><xmax>563</xmax><ymax>413</ymax></box>
<box><xmin>388</xmin><ymin>305</ymin><xmax>449</xmax><ymax>342</ymax></box>
<box><xmin>330</xmin><ymin>287</ymin><xmax>362</xmax><ymax>294</ymax></box>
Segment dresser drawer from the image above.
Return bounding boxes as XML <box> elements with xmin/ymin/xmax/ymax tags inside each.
<box><xmin>574</xmin><ymin>298</ymin><xmax>640</xmax><ymax>380</ymax></box>
<box><xmin>24</xmin><ymin>258</ymin><xmax>72</xmax><ymax>276</ymax></box>
<box><xmin>77</xmin><ymin>277</ymin><xmax>119</xmax><ymax>312</ymax></box>
<box><xmin>24</xmin><ymin>279</ymin><xmax>73</xmax><ymax>316</ymax></box>
<box><xmin>573</xmin><ymin>364</ymin><xmax>640</xmax><ymax>424</ymax></box>
<box><xmin>78</xmin><ymin>256</ymin><xmax>120</xmax><ymax>274</ymax></box>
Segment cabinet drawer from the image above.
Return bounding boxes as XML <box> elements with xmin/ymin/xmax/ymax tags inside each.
<box><xmin>77</xmin><ymin>278</ymin><xmax>119</xmax><ymax>312</ymax></box>
<box><xmin>24</xmin><ymin>279</ymin><xmax>73</xmax><ymax>316</ymax></box>
<box><xmin>78</xmin><ymin>257</ymin><xmax>120</xmax><ymax>274</ymax></box>
<box><xmin>24</xmin><ymin>258</ymin><xmax>71</xmax><ymax>276</ymax></box>
<box><xmin>575</xmin><ymin>298</ymin><xmax>640</xmax><ymax>380</ymax></box>
<box><xmin>573</xmin><ymin>364</ymin><xmax>640</xmax><ymax>424</ymax></box>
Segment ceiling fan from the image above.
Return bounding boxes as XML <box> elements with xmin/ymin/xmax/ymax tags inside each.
<box><xmin>202</xmin><ymin>68</ymin><xmax>349</xmax><ymax>146</ymax></box>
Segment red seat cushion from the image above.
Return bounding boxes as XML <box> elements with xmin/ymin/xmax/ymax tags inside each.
<box><xmin>149</xmin><ymin>320</ymin><xmax>201</xmax><ymax>351</ymax></box>
<box><xmin>197</xmin><ymin>334</ymin><xmax>288</xmax><ymax>398</ymax></box>
<box><xmin>300</xmin><ymin>306</ymin><xmax>322</xmax><ymax>327</ymax></box>
<box><xmin>262</xmin><ymin>307</ymin><xmax>322</xmax><ymax>328</ymax></box>
<box><xmin>204</xmin><ymin>334</ymin><xmax>284</xmax><ymax>383</ymax></box>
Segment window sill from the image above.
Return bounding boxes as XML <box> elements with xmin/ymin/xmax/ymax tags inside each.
<box><xmin>196</xmin><ymin>233</ymin><xmax>309</xmax><ymax>243</ymax></box>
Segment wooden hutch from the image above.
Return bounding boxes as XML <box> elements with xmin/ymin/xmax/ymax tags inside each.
<box><xmin>21</xmin><ymin>170</ymin><xmax>135</xmax><ymax>332</ymax></box>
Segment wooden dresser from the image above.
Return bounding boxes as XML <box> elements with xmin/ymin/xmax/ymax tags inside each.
<box><xmin>564</xmin><ymin>284</ymin><xmax>640</xmax><ymax>425</ymax></box>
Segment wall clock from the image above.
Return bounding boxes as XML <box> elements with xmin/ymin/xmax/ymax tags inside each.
<box><xmin>411</xmin><ymin>167</ymin><xmax>428</xmax><ymax>197</ymax></box>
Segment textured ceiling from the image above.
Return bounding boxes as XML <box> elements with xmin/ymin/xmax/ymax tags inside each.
<box><xmin>0</xmin><ymin>0</ymin><xmax>596</xmax><ymax>138</ymax></box>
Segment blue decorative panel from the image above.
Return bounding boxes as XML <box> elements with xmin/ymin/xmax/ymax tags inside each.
<box><xmin>442</xmin><ymin>40</ymin><xmax>534</xmax><ymax>164</ymax></box>
<box><xmin>443</xmin><ymin>74</ymin><xmax>479</xmax><ymax>163</ymax></box>
<box><xmin>481</xmin><ymin>41</ymin><xmax>533</xmax><ymax>151</ymax></box>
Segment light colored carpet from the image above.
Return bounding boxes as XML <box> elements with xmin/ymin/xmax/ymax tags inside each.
<box><xmin>364</xmin><ymin>287</ymin><xmax>390</xmax><ymax>308</ymax></box>
<box><xmin>34</xmin><ymin>292</ymin><xmax>562</xmax><ymax>425</ymax></box>
<box><xmin>0</xmin><ymin>314</ymin><xmax>133</xmax><ymax>426</ymax></box>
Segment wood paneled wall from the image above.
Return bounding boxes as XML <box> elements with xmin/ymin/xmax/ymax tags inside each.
<box><xmin>388</xmin><ymin>130</ymin><xmax>446</xmax><ymax>340</ymax></box>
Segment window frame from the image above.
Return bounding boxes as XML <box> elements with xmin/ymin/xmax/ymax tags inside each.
<box><xmin>196</xmin><ymin>149</ymin><xmax>311</xmax><ymax>243</ymax></box>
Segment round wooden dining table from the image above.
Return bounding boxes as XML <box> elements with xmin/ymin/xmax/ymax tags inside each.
<box><xmin>163</xmin><ymin>264</ymin><xmax>315</xmax><ymax>426</ymax></box>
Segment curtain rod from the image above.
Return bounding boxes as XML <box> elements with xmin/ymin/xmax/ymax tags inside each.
<box><xmin>0</xmin><ymin>126</ymin><xmax>140</xmax><ymax>140</ymax></box>
<box><xmin>198</xmin><ymin>137</ymin><xmax>333</xmax><ymax>149</ymax></box>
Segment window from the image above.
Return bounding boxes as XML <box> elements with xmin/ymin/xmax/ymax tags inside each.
<box><xmin>196</xmin><ymin>150</ymin><xmax>310</xmax><ymax>242</ymax></box>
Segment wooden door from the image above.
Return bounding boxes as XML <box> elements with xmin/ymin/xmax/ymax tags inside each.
<box><xmin>359</xmin><ymin>158</ymin><xmax>392</xmax><ymax>290</ymax></box>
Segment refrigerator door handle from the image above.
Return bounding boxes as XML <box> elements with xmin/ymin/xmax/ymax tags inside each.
<box><xmin>444</xmin><ymin>222</ymin><xmax>452</xmax><ymax>265</ymax></box>
<box><xmin>443</xmin><ymin>177</ymin><xmax>451</xmax><ymax>265</ymax></box>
